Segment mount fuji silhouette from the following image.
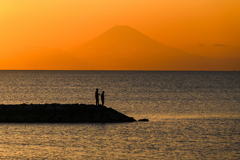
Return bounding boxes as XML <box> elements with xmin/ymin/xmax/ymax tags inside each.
<box><xmin>1</xmin><ymin>25</ymin><xmax>239</xmax><ymax>70</ymax></box>
<box><xmin>72</xmin><ymin>25</ymin><xmax>239</xmax><ymax>70</ymax></box>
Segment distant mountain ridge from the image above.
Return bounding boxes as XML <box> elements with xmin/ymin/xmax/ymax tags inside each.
<box><xmin>72</xmin><ymin>25</ymin><xmax>240</xmax><ymax>70</ymax></box>
<box><xmin>0</xmin><ymin>25</ymin><xmax>239</xmax><ymax>70</ymax></box>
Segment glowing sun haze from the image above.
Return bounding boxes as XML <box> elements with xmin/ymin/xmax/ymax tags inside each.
<box><xmin>0</xmin><ymin>0</ymin><xmax>240</xmax><ymax>70</ymax></box>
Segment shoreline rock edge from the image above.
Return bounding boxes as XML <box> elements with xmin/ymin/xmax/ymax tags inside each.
<box><xmin>0</xmin><ymin>104</ymin><xmax>136</xmax><ymax>123</ymax></box>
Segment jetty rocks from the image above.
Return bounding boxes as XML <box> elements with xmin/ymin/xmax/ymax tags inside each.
<box><xmin>0</xmin><ymin>104</ymin><xmax>136</xmax><ymax>123</ymax></box>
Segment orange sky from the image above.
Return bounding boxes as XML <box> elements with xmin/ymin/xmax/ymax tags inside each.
<box><xmin>0</xmin><ymin>0</ymin><xmax>240</xmax><ymax>70</ymax></box>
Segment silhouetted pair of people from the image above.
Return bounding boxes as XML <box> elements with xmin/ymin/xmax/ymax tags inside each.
<box><xmin>95</xmin><ymin>88</ymin><xmax>104</xmax><ymax>106</ymax></box>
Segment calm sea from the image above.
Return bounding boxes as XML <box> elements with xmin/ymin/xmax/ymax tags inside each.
<box><xmin>0</xmin><ymin>71</ymin><xmax>239</xmax><ymax>159</ymax></box>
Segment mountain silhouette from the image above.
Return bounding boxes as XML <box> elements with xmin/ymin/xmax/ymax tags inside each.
<box><xmin>1</xmin><ymin>25</ymin><xmax>239</xmax><ymax>70</ymax></box>
<box><xmin>72</xmin><ymin>25</ymin><xmax>239</xmax><ymax>70</ymax></box>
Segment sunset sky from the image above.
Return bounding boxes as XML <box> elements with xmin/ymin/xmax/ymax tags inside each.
<box><xmin>0</xmin><ymin>0</ymin><xmax>240</xmax><ymax>70</ymax></box>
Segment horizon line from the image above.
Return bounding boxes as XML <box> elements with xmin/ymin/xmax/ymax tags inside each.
<box><xmin>0</xmin><ymin>69</ymin><xmax>238</xmax><ymax>72</ymax></box>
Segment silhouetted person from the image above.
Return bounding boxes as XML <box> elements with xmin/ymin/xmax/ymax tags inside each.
<box><xmin>95</xmin><ymin>88</ymin><xmax>100</xmax><ymax>105</ymax></box>
<box><xmin>101</xmin><ymin>91</ymin><xmax>105</xmax><ymax>106</ymax></box>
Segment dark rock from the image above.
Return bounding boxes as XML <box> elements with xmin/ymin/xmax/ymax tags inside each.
<box><xmin>138</xmin><ymin>119</ymin><xmax>149</xmax><ymax>122</ymax></box>
<box><xmin>0</xmin><ymin>104</ymin><xmax>136</xmax><ymax>123</ymax></box>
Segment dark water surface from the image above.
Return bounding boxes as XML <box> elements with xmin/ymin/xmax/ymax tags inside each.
<box><xmin>0</xmin><ymin>71</ymin><xmax>239</xmax><ymax>159</ymax></box>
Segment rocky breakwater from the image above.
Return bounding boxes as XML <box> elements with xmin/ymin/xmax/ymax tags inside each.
<box><xmin>0</xmin><ymin>104</ymin><xmax>136</xmax><ymax>123</ymax></box>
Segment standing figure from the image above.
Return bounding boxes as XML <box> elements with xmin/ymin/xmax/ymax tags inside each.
<box><xmin>101</xmin><ymin>91</ymin><xmax>105</xmax><ymax>106</ymax></box>
<box><xmin>95</xmin><ymin>88</ymin><xmax>100</xmax><ymax>105</ymax></box>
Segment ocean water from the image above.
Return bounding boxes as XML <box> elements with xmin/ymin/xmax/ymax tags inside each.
<box><xmin>0</xmin><ymin>71</ymin><xmax>239</xmax><ymax>159</ymax></box>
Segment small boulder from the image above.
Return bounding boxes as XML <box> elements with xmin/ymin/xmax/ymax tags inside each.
<box><xmin>138</xmin><ymin>119</ymin><xmax>149</xmax><ymax>122</ymax></box>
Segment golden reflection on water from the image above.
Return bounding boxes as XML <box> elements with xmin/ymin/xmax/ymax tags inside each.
<box><xmin>0</xmin><ymin>119</ymin><xmax>239</xmax><ymax>159</ymax></box>
<box><xmin>0</xmin><ymin>71</ymin><xmax>239</xmax><ymax>159</ymax></box>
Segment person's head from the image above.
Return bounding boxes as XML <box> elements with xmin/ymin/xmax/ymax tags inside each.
<box><xmin>96</xmin><ymin>88</ymin><xmax>98</xmax><ymax>91</ymax></box>
<box><xmin>102</xmin><ymin>91</ymin><xmax>104</xmax><ymax>94</ymax></box>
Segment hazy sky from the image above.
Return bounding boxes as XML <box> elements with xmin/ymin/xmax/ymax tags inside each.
<box><xmin>0</xmin><ymin>0</ymin><xmax>240</xmax><ymax>63</ymax></box>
